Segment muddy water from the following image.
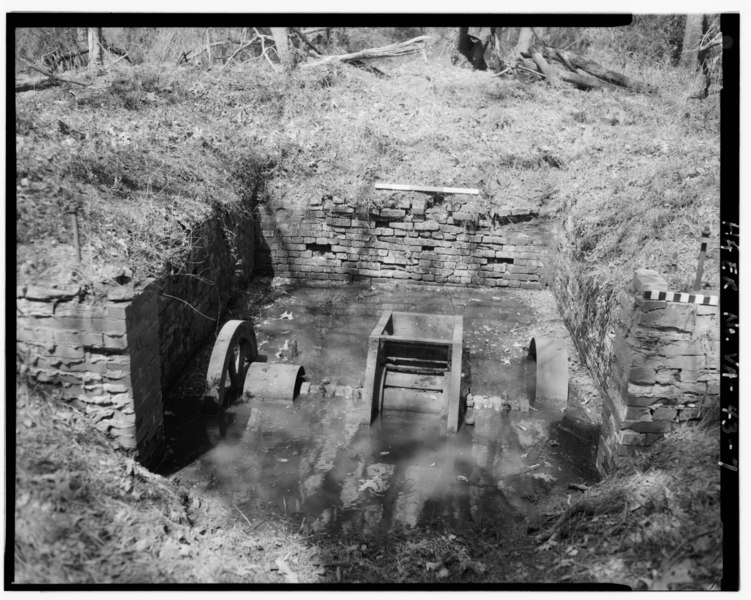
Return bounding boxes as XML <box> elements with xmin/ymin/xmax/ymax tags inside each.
<box><xmin>174</xmin><ymin>283</ymin><xmax>598</xmax><ymax>536</ymax></box>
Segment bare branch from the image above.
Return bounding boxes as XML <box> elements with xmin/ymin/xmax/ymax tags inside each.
<box><xmin>15</xmin><ymin>55</ymin><xmax>90</xmax><ymax>87</ymax></box>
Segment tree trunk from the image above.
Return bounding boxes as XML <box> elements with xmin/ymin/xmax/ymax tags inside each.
<box><xmin>544</xmin><ymin>47</ymin><xmax>657</xmax><ymax>94</ymax></box>
<box><xmin>88</xmin><ymin>27</ymin><xmax>103</xmax><ymax>69</ymax></box>
<box><xmin>77</xmin><ymin>27</ymin><xmax>88</xmax><ymax>51</ymax></box>
<box><xmin>451</xmin><ymin>27</ymin><xmax>487</xmax><ymax>70</ymax></box>
<box><xmin>270</xmin><ymin>27</ymin><xmax>295</xmax><ymax>71</ymax></box>
<box><xmin>451</xmin><ymin>27</ymin><xmax>472</xmax><ymax>68</ymax></box>
<box><xmin>681</xmin><ymin>14</ymin><xmax>704</xmax><ymax>69</ymax></box>
<box><xmin>514</xmin><ymin>27</ymin><xmax>534</xmax><ymax>56</ymax></box>
<box><xmin>529</xmin><ymin>47</ymin><xmax>558</xmax><ymax>84</ymax></box>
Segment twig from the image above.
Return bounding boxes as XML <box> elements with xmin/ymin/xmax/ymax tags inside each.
<box><xmin>159</xmin><ymin>292</ymin><xmax>217</xmax><ymax>321</ymax></box>
<box><xmin>663</xmin><ymin>527</ymin><xmax>716</xmax><ymax>567</ymax></box>
<box><xmin>16</xmin><ymin>55</ymin><xmax>90</xmax><ymax>87</ymax></box>
<box><xmin>491</xmin><ymin>67</ymin><xmax>512</xmax><ymax>77</ymax></box>
<box><xmin>255</xmin><ymin>28</ymin><xmax>280</xmax><ymax>73</ymax></box>
<box><xmin>516</xmin><ymin>63</ymin><xmax>545</xmax><ymax>78</ymax></box>
<box><xmin>233</xmin><ymin>503</ymin><xmax>253</xmax><ymax>528</ymax></box>
<box><xmin>220</xmin><ymin>38</ymin><xmax>258</xmax><ymax>71</ymax></box>
<box><xmin>291</xmin><ymin>27</ymin><xmax>322</xmax><ymax>56</ymax></box>
<box><xmin>698</xmin><ymin>32</ymin><xmax>723</xmax><ymax>52</ymax></box>
<box><xmin>301</xmin><ymin>35</ymin><xmax>430</xmax><ymax>68</ymax></box>
<box><xmin>108</xmin><ymin>53</ymin><xmax>130</xmax><ymax>68</ymax></box>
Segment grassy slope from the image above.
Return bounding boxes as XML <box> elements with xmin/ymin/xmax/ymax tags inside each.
<box><xmin>16</xmin><ymin>53</ymin><xmax>720</xmax><ymax>295</ymax></box>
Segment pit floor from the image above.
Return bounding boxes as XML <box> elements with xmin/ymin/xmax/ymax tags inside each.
<box><xmin>165</xmin><ymin>281</ymin><xmax>601</xmax><ymax>538</ymax></box>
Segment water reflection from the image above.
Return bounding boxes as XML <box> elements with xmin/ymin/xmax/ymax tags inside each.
<box><xmin>174</xmin><ymin>284</ymin><xmax>598</xmax><ymax>535</ymax></box>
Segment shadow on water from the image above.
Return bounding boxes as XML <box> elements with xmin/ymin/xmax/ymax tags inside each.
<box><xmin>164</xmin><ymin>281</ymin><xmax>600</xmax><ymax>537</ymax></box>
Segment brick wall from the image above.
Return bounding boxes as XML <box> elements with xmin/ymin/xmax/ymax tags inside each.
<box><xmin>16</xmin><ymin>208</ymin><xmax>255</xmax><ymax>468</ymax></box>
<box><xmin>17</xmin><ymin>283</ymin><xmax>163</xmax><ymax>467</ymax></box>
<box><xmin>254</xmin><ymin>195</ymin><xmax>548</xmax><ymax>288</ymax></box>
<box><xmin>154</xmin><ymin>211</ymin><xmax>254</xmax><ymax>391</ymax></box>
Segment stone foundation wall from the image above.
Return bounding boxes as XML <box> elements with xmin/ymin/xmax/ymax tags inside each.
<box><xmin>552</xmin><ymin>260</ymin><xmax>720</xmax><ymax>474</ymax></box>
<box><xmin>254</xmin><ymin>195</ymin><xmax>549</xmax><ymax>287</ymax></box>
<box><xmin>16</xmin><ymin>283</ymin><xmax>163</xmax><ymax>467</ymax></box>
<box><xmin>16</xmin><ymin>209</ymin><xmax>255</xmax><ymax>468</ymax></box>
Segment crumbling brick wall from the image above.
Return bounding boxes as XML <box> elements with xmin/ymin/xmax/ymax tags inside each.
<box><xmin>16</xmin><ymin>209</ymin><xmax>255</xmax><ymax>468</ymax></box>
<box><xmin>254</xmin><ymin>195</ymin><xmax>549</xmax><ymax>288</ymax></box>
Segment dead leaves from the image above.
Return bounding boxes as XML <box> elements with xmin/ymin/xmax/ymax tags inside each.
<box><xmin>641</xmin><ymin>559</ymin><xmax>695</xmax><ymax>590</ymax></box>
<box><xmin>274</xmin><ymin>558</ymin><xmax>299</xmax><ymax>583</ymax></box>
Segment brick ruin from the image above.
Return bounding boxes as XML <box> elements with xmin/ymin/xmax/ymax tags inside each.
<box><xmin>16</xmin><ymin>197</ymin><xmax>720</xmax><ymax>474</ymax></box>
<box><xmin>254</xmin><ymin>194</ymin><xmax>548</xmax><ymax>288</ymax></box>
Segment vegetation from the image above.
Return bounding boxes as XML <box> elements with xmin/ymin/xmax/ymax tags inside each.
<box><xmin>14</xmin><ymin>379</ymin><xmax>720</xmax><ymax>587</ymax></box>
<box><xmin>14</xmin><ymin>24</ymin><xmax>724</xmax><ymax>587</ymax></box>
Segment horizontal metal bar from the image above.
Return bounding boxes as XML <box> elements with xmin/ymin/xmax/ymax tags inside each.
<box><xmin>374</xmin><ymin>182</ymin><xmax>479</xmax><ymax>195</ymax></box>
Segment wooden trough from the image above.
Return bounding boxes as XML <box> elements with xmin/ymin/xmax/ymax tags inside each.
<box><xmin>362</xmin><ymin>311</ymin><xmax>463</xmax><ymax>433</ymax></box>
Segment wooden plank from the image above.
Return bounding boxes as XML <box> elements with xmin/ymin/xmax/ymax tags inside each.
<box><xmin>380</xmin><ymin>334</ymin><xmax>450</xmax><ymax>346</ymax></box>
<box><xmin>384</xmin><ymin>364</ymin><xmax>446</xmax><ymax>376</ymax></box>
<box><xmin>375</xmin><ymin>183</ymin><xmax>479</xmax><ymax>195</ymax></box>
<box><xmin>384</xmin><ymin>355</ymin><xmax>448</xmax><ymax>366</ymax></box>
<box><xmin>382</xmin><ymin>341</ymin><xmax>450</xmax><ymax>364</ymax></box>
<box><xmin>381</xmin><ymin>388</ymin><xmax>446</xmax><ymax>415</ymax></box>
<box><xmin>385</xmin><ymin>371</ymin><xmax>446</xmax><ymax>391</ymax></box>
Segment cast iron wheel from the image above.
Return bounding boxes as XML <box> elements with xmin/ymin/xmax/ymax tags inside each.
<box><xmin>204</xmin><ymin>320</ymin><xmax>258</xmax><ymax>413</ymax></box>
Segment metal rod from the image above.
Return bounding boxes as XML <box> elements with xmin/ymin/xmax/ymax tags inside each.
<box><xmin>374</xmin><ymin>182</ymin><xmax>479</xmax><ymax>195</ymax></box>
<box><xmin>70</xmin><ymin>210</ymin><xmax>82</xmax><ymax>263</ymax></box>
<box><xmin>693</xmin><ymin>225</ymin><xmax>711</xmax><ymax>291</ymax></box>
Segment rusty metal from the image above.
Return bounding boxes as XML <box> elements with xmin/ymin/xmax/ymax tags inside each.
<box><xmin>693</xmin><ymin>225</ymin><xmax>711</xmax><ymax>291</ymax></box>
<box><xmin>528</xmin><ymin>337</ymin><xmax>568</xmax><ymax>404</ymax></box>
<box><xmin>205</xmin><ymin>320</ymin><xmax>258</xmax><ymax>412</ymax></box>
<box><xmin>206</xmin><ymin>320</ymin><xmax>308</xmax><ymax>413</ymax></box>
<box><xmin>363</xmin><ymin>311</ymin><xmax>463</xmax><ymax>432</ymax></box>
<box><xmin>243</xmin><ymin>362</ymin><xmax>306</xmax><ymax>402</ymax></box>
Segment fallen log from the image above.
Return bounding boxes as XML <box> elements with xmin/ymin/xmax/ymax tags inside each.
<box><xmin>301</xmin><ymin>35</ymin><xmax>430</xmax><ymax>68</ymax></box>
<box><xmin>545</xmin><ymin>46</ymin><xmax>657</xmax><ymax>94</ymax></box>
<box><xmin>15</xmin><ymin>56</ymin><xmax>90</xmax><ymax>91</ymax></box>
<box><xmin>529</xmin><ymin>47</ymin><xmax>560</xmax><ymax>85</ymax></box>
<box><xmin>559</xmin><ymin>70</ymin><xmax>611</xmax><ymax>91</ymax></box>
<box><xmin>16</xmin><ymin>78</ymin><xmax>59</xmax><ymax>93</ymax></box>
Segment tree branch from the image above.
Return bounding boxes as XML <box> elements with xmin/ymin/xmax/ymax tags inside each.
<box><xmin>15</xmin><ymin>55</ymin><xmax>90</xmax><ymax>88</ymax></box>
<box><xmin>291</xmin><ymin>27</ymin><xmax>322</xmax><ymax>56</ymax></box>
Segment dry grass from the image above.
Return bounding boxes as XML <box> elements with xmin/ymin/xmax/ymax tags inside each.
<box><xmin>13</xmin><ymin>382</ymin><xmax>324</xmax><ymax>584</ymax></box>
<box><xmin>16</xmin><ymin>43</ymin><xmax>720</xmax><ymax>301</ymax></box>
<box><xmin>534</xmin><ymin>419</ymin><xmax>722</xmax><ymax>590</ymax></box>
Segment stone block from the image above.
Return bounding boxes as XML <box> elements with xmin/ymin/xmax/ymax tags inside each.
<box><xmin>624</xmin><ymin>420</ymin><xmax>674</xmax><ymax>434</ymax></box>
<box><xmin>380</xmin><ymin>209</ymin><xmax>405</xmax><ymax>219</ymax></box>
<box><xmin>621</xmin><ymin>430</ymin><xmax>647</xmax><ymax>446</ymax></box>
<box><xmin>52</xmin><ymin>345</ymin><xmax>85</xmax><ymax>360</ymax></box>
<box><xmin>16</xmin><ymin>299</ymin><xmax>55</xmax><ymax>317</ymax></box>
<box><xmin>107</xmin><ymin>287</ymin><xmax>136</xmax><ymax>302</ymax></box>
<box><xmin>414</xmin><ymin>220</ymin><xmax>440</xmax><ymax>231</ymax></box>
<box><xmin>25</xmin><ymin>285</ymin><xmax>80</xmax><ymax>301</ymax></box>
<box><xmin>653</xmin><ymin>407</ymin><xmax>677</xmax><ymax>421</ymax></box>
<box><xmin>629</xmin><ymin>366</ymin><xmax>656</xmax><ymax>385</ymax></box>
<box><xmin>625</xmin><ymin>405</ymin><xmax>652</xmax><ymax>421</ymax></box>
<box><xmin>632</xmin><ymin>269</ymin><xmax>667</xmax><ymax>294</ymax></box>
<box><xmin>54</xmin><ymin>330</ymin><xmax>104</xmax><ymax>348</ymax></box>
<box><xmin>103</xmin><ymin>333</ymin><xmax>129</xmax><ymax>350</ymax></box>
